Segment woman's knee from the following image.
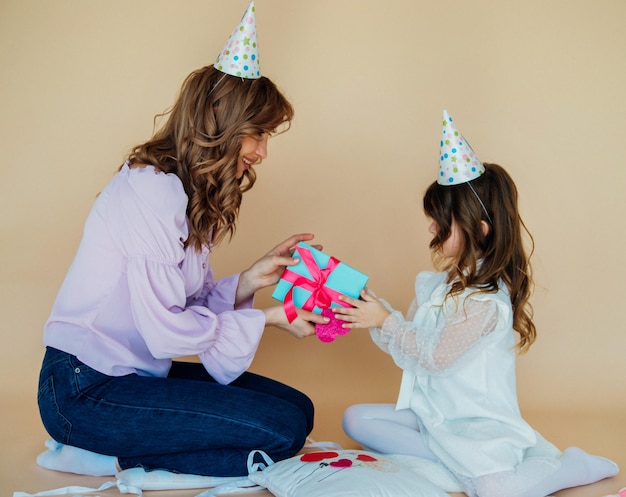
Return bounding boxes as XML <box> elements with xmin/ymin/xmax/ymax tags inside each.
<box><xmin>278</xmin><ymin>388</ymin><xmax>315</xmax><ymax>436</ymax></box>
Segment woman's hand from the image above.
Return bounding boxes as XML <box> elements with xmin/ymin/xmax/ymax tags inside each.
<box><xmin>236</xmin><ymin>233</ymin><xmax>321</xmax><ymax>305</ymax></box>
<box><xmin>263</xmin><ymin>306</ymin><xmax>328</xmax><ymax>339</ymax></box>
<box><xmin>332</xmin><ymin>289</ymin><xmax>391</xmax><ymax>329</ymax></box>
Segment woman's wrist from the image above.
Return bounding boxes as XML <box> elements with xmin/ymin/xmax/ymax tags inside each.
<box><xmin>235</xmin><ymin>269</ymin><xmax>257</xmax><ymax>305</ymax></box>
<box><xmin>262</xmin><ymin>306</ymin><xmax>281</xmax><ymax>327</ymax></box>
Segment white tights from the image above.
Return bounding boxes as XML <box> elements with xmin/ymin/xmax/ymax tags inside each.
<box><xmin>343</xmin><ymin>404</ymin><xmax>619</xmax><ymax>497</ymax></box>
<box><xmin>342</xmin><ymin>403</ymin><xmax>438</xmax><ymax>460</ymax></box>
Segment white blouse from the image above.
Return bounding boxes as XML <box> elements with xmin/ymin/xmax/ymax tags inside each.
<box><xmin>370</xmin><ymin>271</ymin><xmax>559</xmax><ymax>479</ymax></box>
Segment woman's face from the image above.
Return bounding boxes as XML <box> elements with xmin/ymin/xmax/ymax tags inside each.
<box><xmin>236</xmin><ymin>133</ymin><xmax>268</xmax><ymax>179</ymax></box>
<box><xmin>428</xmin><ymin>218</ymin><xmax>465</xmax><ymax>259</ymax></box>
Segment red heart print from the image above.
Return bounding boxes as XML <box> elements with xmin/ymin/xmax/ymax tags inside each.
<box><xmin>330</xmin><ymin>459</ymin><xmax>353</xmax><ymax>468</ymax></box>
<box><xmin>300</xmin><ymin>451</ymin><xmax>339</xmax><ymax>462</ymax></box>
<box><xmin>356</xmin><ymin>454</ymin><xmax>378</xmax><ymax>462</ymax></box>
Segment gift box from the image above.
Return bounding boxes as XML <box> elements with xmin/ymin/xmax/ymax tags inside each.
<box><xmin>272</xmin><ymin>242</ymin><xmax>369</xmax><ymax>323</ymax></box>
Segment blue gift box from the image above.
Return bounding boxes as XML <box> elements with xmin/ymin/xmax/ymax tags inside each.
<box><xmin>272</xmin><ymin>242</ymin><xmax>369</xmax><ymax>320</ymax></box>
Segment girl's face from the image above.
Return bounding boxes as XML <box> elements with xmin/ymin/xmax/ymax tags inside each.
<box><xmin>236</xmin><ymin>133</ymin><xmax>268</xmax><ymax>179</ymax></box>
<box><xmin>429</xmin><ymin>218</ymin><xmax>465</xmax><ymax>259</ymax></box>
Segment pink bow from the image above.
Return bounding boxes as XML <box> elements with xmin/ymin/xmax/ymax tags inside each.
<box><xmin>281</xmin><ymin>246</ymin><xmax>349</xmax><ymax>323</ymax></box>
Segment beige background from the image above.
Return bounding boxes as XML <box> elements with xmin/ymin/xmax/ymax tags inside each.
<box><xmin>1</xmin><ymin>0</ymin><xmax>625</xmax><ymax>495</ymax></box>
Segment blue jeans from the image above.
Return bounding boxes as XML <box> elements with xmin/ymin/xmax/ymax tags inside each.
<box><xmin>37</xmin><ymin>347</ymin><xmax>314</xmax><ymax>476</ymax></box>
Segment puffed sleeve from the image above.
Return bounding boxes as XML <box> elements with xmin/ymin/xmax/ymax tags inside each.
<box><xmin>191</xmin><ymin>264</ymin><xmax>255</xmax><ymax>314</ymax></box>
<box><xmin>105</xmin><ymin>167</ymin><xmax>265</xmax><ymax>384</ymax></box>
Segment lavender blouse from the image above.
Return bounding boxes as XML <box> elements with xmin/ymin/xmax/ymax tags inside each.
<box><xmin>44</xmin><ymin>163</ymin><xmax>266</xmax><ymax>384</ymax></box>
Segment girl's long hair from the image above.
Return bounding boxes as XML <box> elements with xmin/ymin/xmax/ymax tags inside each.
<box><xmin>423</xmin><ymin>163</ymin><xmax>536</xmax><ymax>352</ymax></box>
<box><xmin>125</xmin><ymin>65</ymin><xmax>294</xmax><ymax>250</ymax></box>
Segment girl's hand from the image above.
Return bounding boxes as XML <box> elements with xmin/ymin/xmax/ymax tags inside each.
<box><xmin>333</xmin><ymin>289</ymin><xmax>391</xmax><ymax>329</ymax></box>
<box><xmin>263</xmin><ymin>306</ymin><xmax>328</xmax><ymax>339</ymax></box>
<box><xmin>236</xmin><ymin>233</ymin><xmax>321</xmax><ymax>305</ymax></box>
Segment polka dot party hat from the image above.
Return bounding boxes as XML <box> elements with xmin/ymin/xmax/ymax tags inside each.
<box><xmin>214</xmin><ymin>1</ymin><xmax>260</xmax><ymax>79</ymax></box>
<box><xmin>438</xmin><ymin>109</ymin><xmax>485</xmax><ymax>185</ymax></box>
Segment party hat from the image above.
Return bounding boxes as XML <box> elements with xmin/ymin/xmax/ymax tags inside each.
<box><xmin>214</xmin><ymin>2</ymin><xmax>260</xmax><ymax>79</ymax></box>
<box><xmin>438</xmin><ymin>110</ymin><xmax>484</xmax><ymax>185</ymax></box>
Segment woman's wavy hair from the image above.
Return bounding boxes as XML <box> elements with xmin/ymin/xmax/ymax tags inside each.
<box><xmin>126</xmin><ymin>65</ymin><xmax>294</xmax><ymax>250</ymax></box>
<box><xmin>423</xmin><ymin>163</ymin><xmax>536</xmax><ymax>352</ymax></box>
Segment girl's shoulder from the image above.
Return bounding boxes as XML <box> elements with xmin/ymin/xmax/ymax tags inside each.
<box><xmin>415</xmin><ymin>270</ymin><xmax>447</xmax><ymax>288</ymax></box>
<box><xmin>414</xmin><ymin>271</ymin><xmax>449</xmax><ymax>305</ymax></box>
<box><xmin>415</xmin><ymin>271</ymin><xmax>510</xmax><ymax>307</ymax></box>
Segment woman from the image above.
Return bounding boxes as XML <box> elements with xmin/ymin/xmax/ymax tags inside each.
<box><xmin>37</xmin><ymin>21</ymin><xmax>326</xmax><ymax>476</ymax></box>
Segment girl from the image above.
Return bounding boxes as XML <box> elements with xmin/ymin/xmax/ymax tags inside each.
<box><xmin>36</xmin><ymin>3</ymin><xmax>326</xmax><ymax>479</ymax></box>
<box><xmin>333</xmin><ymin>111</ymin><xmax>619</xmax><ymax>497</ymax></box>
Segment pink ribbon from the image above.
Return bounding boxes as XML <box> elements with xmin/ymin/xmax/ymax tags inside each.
<box><xmin>281</xmin><ymin>246</ymin><xmax>350</xmax><ymax>323</ymax></box>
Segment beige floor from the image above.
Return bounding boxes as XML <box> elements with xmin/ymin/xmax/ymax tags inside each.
<box><xmin>3</xmin><ymin>394</ymin><xmax>624</xmax><ymax>497</ymax></box>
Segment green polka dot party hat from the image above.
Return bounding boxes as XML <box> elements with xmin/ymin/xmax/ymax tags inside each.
<box><xmin>214</xmin><ymin>1</ymin><xmax>260</xmax><ymax>79</ymax></box>
<box><xmin>438</xmin><ymin>110</ymin><xmax>485</xmax><ymax>185</ymax></box>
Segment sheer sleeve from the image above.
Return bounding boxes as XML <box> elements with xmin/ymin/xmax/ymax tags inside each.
<box><xmin>370</xmin><ymin>296</ymin><xmax>499</xmax><ymax>376</ymax></box>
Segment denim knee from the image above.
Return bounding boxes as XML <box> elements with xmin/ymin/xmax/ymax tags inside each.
<box><xmin>37</xmin><ymin>348</ymin><xmax>73</xmax><ymax>444</ymax></box>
